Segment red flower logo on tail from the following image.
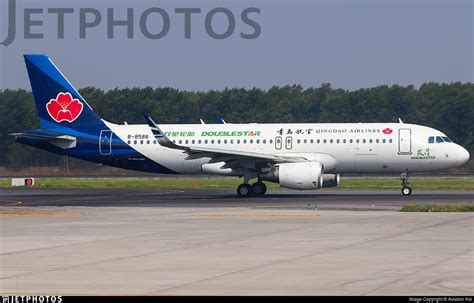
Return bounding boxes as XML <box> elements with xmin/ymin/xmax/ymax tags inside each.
<box><xmin>382</xmin><ymin>128</ymin><xmax>393</xmax><ymax>135</ymax></box>
<box><xmin>46</xmin><ymin>92</ymin><xmax>83</xmax><ymax>123</ymax></box>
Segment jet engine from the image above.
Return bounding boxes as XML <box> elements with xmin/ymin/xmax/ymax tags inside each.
<box><xmin>261</xmin><ymin>162</ymin><xmax>324</xmax><ymax>190</ymax></box>
<box><xmin>321</xmin><ymin>174</ymin><xmax>341</xmax><ymax>188</ymax></box>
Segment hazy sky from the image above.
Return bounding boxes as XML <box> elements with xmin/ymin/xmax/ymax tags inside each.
<box><xmin>1</xmin><ymin>0</ymin><xmax>472</xmax><ymax>91</ymax></box>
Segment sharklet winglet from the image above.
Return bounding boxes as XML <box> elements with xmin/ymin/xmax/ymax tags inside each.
<box><xmin>144</xmin><ymin>115</ymin><xmax>187</xmax><ymax>150</ymax></box>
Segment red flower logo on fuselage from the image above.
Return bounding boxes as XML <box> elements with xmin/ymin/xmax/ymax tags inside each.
<box><xmin>382</xmin><ymin>128</ymin><xmax>393</xmax><ymax>135</ymax></box>
<box><xmin>46</xmin><ymin>92</ymin><xmax>83</xmax><ymax>123</ymax></box>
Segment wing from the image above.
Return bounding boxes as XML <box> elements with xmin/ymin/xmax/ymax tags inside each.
<box><xmin>144</xmin><ymin>115</ymin><xmax>305</xmax><ymax>170</ymax></box>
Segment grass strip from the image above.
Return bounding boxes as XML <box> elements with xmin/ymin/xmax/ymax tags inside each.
<box><xmin>401</xmin><ymin>204</ymin><xmax>474</xmax><ymax>212</ymax></box>
<box><xmin>0</xmin><ymin>177</ymin><xmax>472</xmax><ymax>190</ymax></box>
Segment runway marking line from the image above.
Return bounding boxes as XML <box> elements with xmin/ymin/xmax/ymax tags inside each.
<box><xmin>227</xmin><ymin>206</ymin><xmax>318</xmax><ymax>210</ymax></box>
<box><xmin>0</xmin><ymin>211</ymin><xmax>81</xmax><ymax>217</ymax></box>
<box><xmin>0</xmin><ymin>200</ymin><xmax>22</xmax><ymax>206</ymax></box>
<box><xmin>197</xmin><ymin>213</ymin><xmax>319</xmax><ymax>217</ymax></box>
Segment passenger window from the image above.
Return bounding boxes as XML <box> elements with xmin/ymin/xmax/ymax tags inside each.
<box><xmin>243</xmin><ymin>139</ymin><xmax>247</xmax><ymax>144</ymax></box>
<box><xmin>231</xmin><ymin>139</ymin><xmax>234</xmax><ymax>144</ymax></box>
<box><xmin>198</xmin><ymin>140</ymin><xmax>202</xmax><ymax>144</ymax></box>
<box><xmin>428</xmin><ymin>136</ymin><xmax>434</xmax><ymax>144</ymax></box>
<box><xmin>389</xmin><ymin>139</ymin><xmax>392</xmax><ymax>143</ymax></box>
<box><xmin>250</xmin><ymin>139</ymin><xmax>253</xmax><ymax>144</ymax></box>
<box><xmin>323</xmin><ymin>139</ymin><xmax>327</xmax><ymax>144</ymax></box>
<box><xmin>343</xmin><ymin>139</ymin><xmax>346</xmax><ymax>143</ymax></box>
<box><xmin>369</xmin><ymin>139</ymin><xmax>372</xmax><ymax>143</ymax></box>
<box><xmin>317</xmin><ymin>139</ymin><xmax>320</xmax><ymax>144</ymax></box>
<box><xmin>304</xmin><ymin>139</ymin><xmax>307</xmax><ymax>144</ymax></box>
<box><xmin>330</xmin><ymin>139</ymin><xmax>333</xmax><ymax>144</ymax></box>
<box><xmin>256</xmin><ymin>139</ymin><xmax>260</xmax><ymax>144</ymax></box>
<box><xmin>376</xmin><ymin>139</ymin><xmax>379</xmax><ymax>143</ymax></box>
<box><xmin>356</xmin><ymin>139</ymin><xmax>359</xmax><ymax>143</ymax></box>
<box><xmin>211</xmin><ymin>140</ymin><xmax>214</xmax><ymax>144</ymax></box>
<box><xmin>270</xmin><ymin>139</ymin><xmax>273</xmax><ymax>144</ymax></box>
<box><xmin>140</xmin><ymin>140</ymin><xmax>144</xmax><ymax>144</ymax></box>
<box><xmin>263</xmin><ymin>139</ymin><xmax>266</xmax><ymax>144</ymax></box>
<box><xmin>297</xmin><ymin>139</ymin><xmax>301</xmax><ymax>144</ymax></box>
<box><xmin>310</xmin><ymin>139</ymin><xmax>314</xmax><ymax>144</ymax></box>
<box><xmin>224</xmin><ymin>139</ymin><xmax>227</xmax><ymax>144</ymax></box>
<box><xmin>192</xmin><ymin>140</ymin><xmax>195</xmax><ymax>144</ymax></box>
<box><xmin>362</xmin><ymin>139</ymin><xmax>366</xmax><ymax>143</ymax></box>
<box><xmin>350</xmin><ymin>139</ymin><xmax>353</xmax><ymax>143</ymax></box>
<box><xmin>237</xmin><ymin>139</ymin><xmax>240</xmax><ymax>144</ymax></box>
<box><xmin>205</xmin><ymin>140</ymin><xmax>208</xmax><ymax>144</ymax></box>
<box><xmin>436</xmin><ymin>136</ymin><xmax>444</xmax><ymax>143</ymax></box>
<box><xmin>382</xmin><ymin>139</ymin><xmax>386</xmax><ymax>143</ymax></box>
<box><xmin>127</xmin><ymin>140</ymin><xmax>131</xmax><ymax>144</ymax></box>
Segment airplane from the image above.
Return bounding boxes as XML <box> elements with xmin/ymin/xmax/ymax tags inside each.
<box><xmin>12</xmin><ymin>54</ymin><xmax>470</xmax><ymax>197</ymax></box>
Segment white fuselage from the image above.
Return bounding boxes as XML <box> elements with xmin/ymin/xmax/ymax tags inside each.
<box><xmin>105</xmin><ymin>122</ymin><xmax>470</xmax><ymax>174</ymax></box>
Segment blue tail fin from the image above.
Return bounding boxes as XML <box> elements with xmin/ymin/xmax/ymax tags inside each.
<box><xmin>24</xmin><ymin>54</ymin><xmax>105</xmax><ymax>133</ymax></box>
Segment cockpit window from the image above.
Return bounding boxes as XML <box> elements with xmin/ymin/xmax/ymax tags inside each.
<box><xmin>442</xmin><ymin>136</ymin><xmax>452</xmax><ymax>142</ymax></box>
<box><xmin>429</xmin><ymin>136</ymin><xmax>453</xmax><ymax>144</ymax></box>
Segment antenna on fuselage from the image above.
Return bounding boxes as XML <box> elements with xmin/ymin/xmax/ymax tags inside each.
<box><xmin>200</xmin><ymin>119</ymin><xmax>206</xmax><ymax>124</ymax></box>
<box><xmin>398</xmin><ymin>118</ymin><xmax>404</xmax><ymax>124</ymax></box>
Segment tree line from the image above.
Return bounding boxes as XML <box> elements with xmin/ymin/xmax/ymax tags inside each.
<box><xmin>0</xmin><ymin>82</ymin><xmax>473</xmax><ymax>168</ymax></box>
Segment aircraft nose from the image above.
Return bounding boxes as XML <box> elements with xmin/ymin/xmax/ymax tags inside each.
<box><xmin>457</xmin><ymin>146</ymin><xmax>470</xmax><ymax>166</ymax></box>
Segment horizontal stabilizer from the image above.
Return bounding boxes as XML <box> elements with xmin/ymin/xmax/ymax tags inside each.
<box><xmin>11</xmin><ymin>130</ymin><xmax>76</xmax><ymax>149</ymax></box>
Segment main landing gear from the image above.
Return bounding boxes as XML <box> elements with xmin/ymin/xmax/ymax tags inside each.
<box><xmin>237</xmin><ymin>180</ymin><xmax>267</xmax><ymax>197</ymax></box>
<box><xmin>400</xmin><ymin>172</ymin><xmax>412</xmax><ymax>196</ymax></box>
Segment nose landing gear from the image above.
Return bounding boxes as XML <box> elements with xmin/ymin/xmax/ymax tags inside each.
<box><xmin>402</xmin><ymin>186</ymin><xmax>412</xmax><ymax>196</ymax></box>
<box><xmin>400</xmin><ymin>173</ymin><xmax>412</xmax><ymax>196</ymax></box>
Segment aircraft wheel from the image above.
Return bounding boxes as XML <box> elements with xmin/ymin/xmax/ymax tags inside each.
<box><xmin>401</xmin><ymin>187</ymin><xmax>412</xmax><ymax>196</ymax></box>
<box><xmin>251</xmin><ymin>182</ymin><xmax>267</xmax><ymax>196</ymax></box>
<box><xmin>237</xmin><ymin>183</ymin><xmax>253</xmax><ymax>197</ymax></box>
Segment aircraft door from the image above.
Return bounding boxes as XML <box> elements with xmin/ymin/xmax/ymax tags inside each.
<box><xmin>398</xmin><ymin>128</ymin><xmax>412</xmax><ymax>154</ymax></box>
<box><xmin>285</xmin><ymin>136</ymin><xmax>293</xmax><ymax>150</ymax></box>
<box><xmin>99</xmin><ymin>130</ymin><xmax>113</xmax><ymax>155</ymax></box>
<box><xmin>275</xmin><ymin>136</ymin><xmax>282</xmax><ymax>150</ymax></box>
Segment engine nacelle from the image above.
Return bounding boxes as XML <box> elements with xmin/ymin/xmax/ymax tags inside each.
<box><xmin>262</xmin><ymin>162</ymin><xmax>323</xmax><ymax>190</ymax></box>
<box><xmin>321</xmin><ymin>174</ymin><xmax>340</xmax><ymax>187</ymax></box>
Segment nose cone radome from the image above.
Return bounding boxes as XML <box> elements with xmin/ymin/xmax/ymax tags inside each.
<box><xmin>457</xmin><ymin>146</ymin><xmax>470</xmax><ymax>166</ymax></box>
